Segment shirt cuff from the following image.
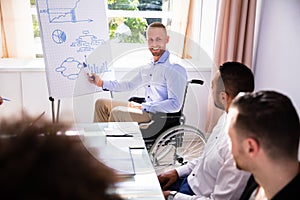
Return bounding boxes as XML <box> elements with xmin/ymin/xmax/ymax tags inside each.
<box><xmin>102</xmin><ymin>80</ymin><xmax>109</xmax><ymax>90</ymax></box>
<box><xmin>141</xmin><ymin>103</ymin><xmax>150</xmax><ymax>112</ymax></box>
<box><xmin>176</xmin><ymin>165</ymin><xmax>191</xmax><ymax>178</ymax></box>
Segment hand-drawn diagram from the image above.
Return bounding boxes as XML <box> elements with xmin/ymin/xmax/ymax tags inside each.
<box><xmin>52</xmin><ymin>29</ymin><xmax>67</xmax><ymax>44</ymax></box>
<box><xmin>55</xmin><ymin>57</ymin><xmax>83</xmax><ymax>80</ymax></box>
<box><xmin>70</xmin><ymin>30</ymin><xmax>105</xmax><ymax>52</ymax></box>
<box><xmin>55</xmin><ymin>57</ymin><xmax>110</xmax><ymax>80</ymax></box>
<box><xmin>40</xmin><ymin>0</ymin><xmax>93</xmax><ymax>23</ymax></box>
<box><xmin>36</xmin><ymin>0</ymin><xmax>109</xmax><ymax>98</ymax></box>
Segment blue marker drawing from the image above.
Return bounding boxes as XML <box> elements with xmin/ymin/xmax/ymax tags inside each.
<box><xmin>55</xmin><ymin>57</ymin><xmax>110</xmax><ymax>80</ymax></box>
<box><xmin>52</xmin><ymin>29</ymin><xmax>67</xmax><ymax>44</ymax></box>
<box><xmin>55</xmin><ymin>57</ymin><xmax>83</xmax><ymax>80</ymax></box>
<box><xmin>70</xmin><ymin>30</ymin><xmax>105</xmax><ymax>52</ymax></box>
<box><xmin>40</xmin><ymin>0</ymin><xmax>93</xmax><ymax>23</ymax></box>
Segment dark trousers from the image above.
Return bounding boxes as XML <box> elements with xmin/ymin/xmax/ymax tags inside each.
<box><xmin>169</xmin><ymin>176</ymin><xmax>195</xmax><ymax>196</ymax></box>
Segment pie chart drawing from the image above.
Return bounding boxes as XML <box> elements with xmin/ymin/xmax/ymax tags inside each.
<box><xmin>52</xmin><ymin>29</ymin><xmax>67</xmax><ymax>44</ymax></box>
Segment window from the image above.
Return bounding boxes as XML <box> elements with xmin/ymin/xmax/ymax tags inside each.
<box><xmin>107</xmin><ymin>0</ymin><xmax>172</xmax><ymax>43</ymax></box>
<box><xmin>30</xmin><ymin>0</ymin><xmax>173</xmax><ymax>57</ymax></box>
<box><xmin>4</xmin><ymin>0</ymin><xmax>217</xmax><ymax>64</ymax></box>
<box><xmin>31</xmin><ymin>0</ymin><xmax>43</xmax><ymax>58</ymax></box>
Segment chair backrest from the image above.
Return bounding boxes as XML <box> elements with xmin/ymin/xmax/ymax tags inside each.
<box><xmin>180</xmin><ymin>79</ymin><xmax>204</xmax><ymax>120</ymax></box>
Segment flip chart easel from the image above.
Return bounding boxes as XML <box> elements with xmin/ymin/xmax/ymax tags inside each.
<box><xmin>36</xmin><ymin>0</ymin><xmax>109</xmax><ymax>122</ymax></box>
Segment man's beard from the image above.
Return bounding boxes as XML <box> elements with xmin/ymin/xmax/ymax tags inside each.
<box><xmin>233</xmin><ymin>153</ymin><xmax>247</xmax><ymax>171</ymax></box>
<box><xmin>214</xmin><ymin>100</ymin><xmax>224</xmax><ymax>111</ymax></box>
<box><xmin>150</xmin><ymin>48</ymin><xmax>165</xmax><ymax>57</ymax></box>
<box><xmin>234</xmin><ymin>161</ymin><xmax>243</xmax><ymax>170</ymax></box>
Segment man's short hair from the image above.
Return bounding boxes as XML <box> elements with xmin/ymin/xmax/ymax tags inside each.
<box><xmin>218</xmin><ymin>62</ymin><xmax>255</xmax><ymax>98</ymax></box>
<box><xmin>231</xmin><ymin>90</ymin><xmax>300</xmax><ymax>160</ymax></box>
<box><xmin>146</xmin><ymin>22</ymin><xmax>167</xmax><ymax>36</ymax></box>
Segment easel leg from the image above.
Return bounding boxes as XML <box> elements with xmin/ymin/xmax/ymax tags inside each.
<box><xmin>56</xmin><ymin>99</ymin><xmax>60</xmax><ymax>123</ymax></box>
<box><xmin>49</xmin><ymin>97</ymin><xmax>60</xmax><ymax>123</ymax></box>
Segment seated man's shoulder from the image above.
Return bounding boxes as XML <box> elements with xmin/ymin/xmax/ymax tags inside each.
<box><xmin>169</xmin><ymin>63</ymin><xmax>187</xmax><ymax>75</ymax></box>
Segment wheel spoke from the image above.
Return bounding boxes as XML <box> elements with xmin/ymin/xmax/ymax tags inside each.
<box><xmin>149</xmin><ymin>125</ymin><xmax>206</xmax><ymax>174</ymax></box>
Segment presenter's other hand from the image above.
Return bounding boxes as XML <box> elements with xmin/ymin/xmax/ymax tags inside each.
<box><xmin>128</xmin><ymin>101</ymin><xmax>142</xmax><ymax>110</ymax></box>
<box><xmin>88</xmin><ymin>73</ymin><xmax>103</xmax><ymax>87</ymax></box>
<box><xmin>0</xmin><ymin>96</ymin><xmax>3</xmax><ymax>105</ymax></box>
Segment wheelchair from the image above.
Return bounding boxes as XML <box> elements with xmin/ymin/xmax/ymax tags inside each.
<box><xmin>129</xmin><ymin>79</ymin><xmax>207</xmax><ymax>174</ymax></box>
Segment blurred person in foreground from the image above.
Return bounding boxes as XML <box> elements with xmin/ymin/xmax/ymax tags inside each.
<box><xmin>228</xmin><ymin>91</ymin><xmax>300</xmax><ymax>200</ymax></box>
<box><xmin>0</xmin><ymin>113</ymin><xmax>123</xmax><ymax>200</ymax></box>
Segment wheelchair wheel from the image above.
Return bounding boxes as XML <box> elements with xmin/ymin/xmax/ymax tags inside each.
<box><xmin>149</xmin><ymin>124</ymin><xmax>207</xmax><ymax>174</ymax></box>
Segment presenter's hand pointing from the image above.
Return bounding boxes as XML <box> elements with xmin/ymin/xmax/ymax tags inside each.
<box><xmin>88</xmin><ymin>73</ymin><xmax>103</xmax><ymax>87</ymax></box>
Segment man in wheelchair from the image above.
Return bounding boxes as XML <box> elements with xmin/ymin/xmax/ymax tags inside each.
<box><xmin>88</xmin><ymin>22</ymin><xmax>187</xmax><ymax>138</ymax></box>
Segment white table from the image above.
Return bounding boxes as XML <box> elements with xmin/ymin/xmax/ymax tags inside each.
<box><xmin>72</xmin><ymin>122</ymin><xmax>165</xmax><ymax>200</ymax></box>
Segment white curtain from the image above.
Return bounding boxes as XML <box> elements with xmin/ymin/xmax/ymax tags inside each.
<box><xmin>169</xmin><ymin>0</ymin><xmax>192</xmax><ymax>58</ymax></box>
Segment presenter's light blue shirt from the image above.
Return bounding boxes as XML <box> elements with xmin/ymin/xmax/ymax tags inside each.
<box><xmin>102</xmin><ymin>50</ymin><xmax>187</xmax><ymax>113</ymax></box>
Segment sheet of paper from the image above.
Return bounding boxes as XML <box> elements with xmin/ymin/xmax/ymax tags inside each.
<box><xmin>98</xmin><ymin>146</ymin><xmax>136</xmax><ymax>177</ymax></box>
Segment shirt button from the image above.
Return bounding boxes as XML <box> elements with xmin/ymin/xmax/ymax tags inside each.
<box><xmin>148</xmin><ymin>85</ymin><xmax>150</xmax><ymax>87</ymax></box>
<box><xmin>192</xmin><ymin>174</ymin><xmax>195</xmax><ymax>176</ymax></box>
<box><xmin>150</xmin><ymin>74</ymin><xmax>152</xmax><ymax>76</ymax></box>
<box><xmin>147</xmin><ymin>96</ymin><xmax>150</xmax><ymax>98</ymax></box>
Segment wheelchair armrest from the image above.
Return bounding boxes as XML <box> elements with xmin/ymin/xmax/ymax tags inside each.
<box><xmin>128</xmin><ymin>96</ymin><xmax>146</xmax><ymax>104</ymax></box>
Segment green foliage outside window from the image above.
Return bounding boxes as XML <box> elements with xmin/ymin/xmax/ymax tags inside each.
<box><xmin>109</xmin><ymin>17</ymin><xmax>147</xmax><ymax>43</ymax></box>
<box><xmin>30</xmin><ymin>1</ymin><xmax>40</xmax><ymax>38</ymax></box>
<box><xmin>108</xmin><ymin>0</ymin><xmax>148</xmax><ymax>43</ymax></box>
<box><xmin>32</xmin><ymin>15</ymin><xmax>40</xmax><ymax>38</ymax></box>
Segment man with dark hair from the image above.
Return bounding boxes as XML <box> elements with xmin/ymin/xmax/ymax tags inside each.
<box><xmin>88</xmin><ymin>22</ymin><xmax>187</xmax><ymax>123</ymax></box>
<box><xmin>228</xmin><ymin>91</ymin><xmax>300</xmax><ymax>199</ymax></box>
<box><xmin>158</xmin><ymin>61</ymin><xmax>254</xmax><ymax>199</ymax></box>
<box><xmin>0</xmin><ymin>114</ymin><xmax>123</xmax><ymax>200</ymax></box>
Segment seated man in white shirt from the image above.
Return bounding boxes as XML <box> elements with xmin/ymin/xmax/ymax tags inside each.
<box><xmin>158</xmin><ymin>61</ymin><xmax>254</xmax><ymax>200</ymax></box>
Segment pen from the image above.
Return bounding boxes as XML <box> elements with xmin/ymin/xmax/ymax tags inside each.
<box><xmin>129</xmin><ymin>147</ymin><xmax>145</xmax><ymax>149</ymax></box>
<box><xmin>106</xmin><ymin>134</ymin><xmax>133</xmax><ymax>137</ymax></box>
<box><xmin>2</xmin><ymin>97</ymin><xmax>10</xmax><ymax>101</ymax></box>
<box><xmin>90</xmin><ymin>74</ymin><xmax>95</xmax><ymax>81</ymax></box>
<box><xmin>83</xmin><ymin>62</ymin><xmax>95</xmax><ymax>81</ymax></box>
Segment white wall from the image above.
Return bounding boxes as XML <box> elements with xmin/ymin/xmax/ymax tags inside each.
<box><xmin>253</xmin><ymin>0</ymin><xmax>300</xmax><ymax>113</ymax></box>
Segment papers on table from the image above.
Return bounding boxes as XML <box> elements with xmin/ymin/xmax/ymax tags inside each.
<box><xmin>98</xmin><ymin>146</ymin><xmax>136</xmax><ymax>177</ymax></box>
